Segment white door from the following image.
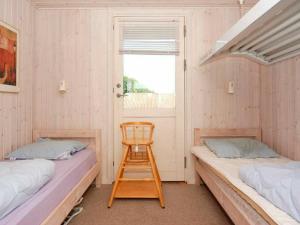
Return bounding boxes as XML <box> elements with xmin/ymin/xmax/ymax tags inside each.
<box><xmin>113</xmin><ymin>17</ymin><xmax>185</xmax><ymax>181</ymax></box>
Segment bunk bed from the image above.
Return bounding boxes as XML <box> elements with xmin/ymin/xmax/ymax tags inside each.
<box><xmin>192</xmin><ymin>128</ymin><xmax>299</xmax><ymax>225</ymax></box>
<box><xmin>0</xmin><ymin>129</ymin><xmax>101</xmax><ymax>225</ymax></box>
<box><xmin>201</xmin><ymin>0</ymin><xmax>300</xmax><ymax>65</ymax></box>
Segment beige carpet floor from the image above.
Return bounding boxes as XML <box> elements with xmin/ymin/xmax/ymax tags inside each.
<box><xmin>69</xmin><ymin>182</ymin><xmax>233</xmax><ymax>225</ymax></box>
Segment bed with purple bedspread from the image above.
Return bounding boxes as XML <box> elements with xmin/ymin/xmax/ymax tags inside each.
<box><xmin>0</xmin><ymin>149</ymin><xmax>96</xmax><ymax>225</ymax></box>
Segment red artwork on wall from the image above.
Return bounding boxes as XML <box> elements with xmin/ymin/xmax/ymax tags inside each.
<box><xmin>0</xmin><ymin>21</ymin><xmax>18</xmax><ymax>92</ymax></box>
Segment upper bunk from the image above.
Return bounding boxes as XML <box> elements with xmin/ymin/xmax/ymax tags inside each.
<box><xmin>200</xmin><ymin>0</ymin><xmax>300</xmax><ymax>65</ymax></box>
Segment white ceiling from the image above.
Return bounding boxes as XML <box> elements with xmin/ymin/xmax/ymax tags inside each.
<box><xmin>31</xmin><ymin>0</ymin><xmax>259</xmax><ymax>8</ymax></box>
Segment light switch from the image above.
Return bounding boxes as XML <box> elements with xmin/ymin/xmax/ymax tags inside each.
<box><xmin>228</xmin><ymin>81</ymin><xmax>234</xmax><ymax>94</ymax></box>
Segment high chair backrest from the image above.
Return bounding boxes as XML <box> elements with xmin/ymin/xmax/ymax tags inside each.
<box><xmin>120</xmin><ymin>122</ymin><xmax>154</xmax><ymax>146</ymax></box>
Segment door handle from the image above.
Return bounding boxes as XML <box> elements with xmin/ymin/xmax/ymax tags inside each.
<box><xmin>116</xmin><ymin>93</ymin><xmax>128</xmax><ymax>98</ymax></box>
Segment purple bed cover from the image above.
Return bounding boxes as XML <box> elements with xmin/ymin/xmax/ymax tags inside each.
<box><xmin>0</xmin><ymin>149</ymin><xmax>97</xmax><ymax>225</ymax></box>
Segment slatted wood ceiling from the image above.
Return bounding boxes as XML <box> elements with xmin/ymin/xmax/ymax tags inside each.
<box><xmin>31</xmin><ymin>0</ymin><xmax>258</xmax><ymax>8</ymax></box>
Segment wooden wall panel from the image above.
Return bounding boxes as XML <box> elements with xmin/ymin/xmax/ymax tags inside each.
<box><xmin>33</xmin><ymin>6</ymin><xmax>260</xmax><ymax>183</ymax></box>
<box><xmin>184</xmin><ymin>6</ymin><xmax>260</xmax><ymax>183</ymax></box>
<box><xmin>34</xmin><ymin>8</ymin><xmax>109</xmax><ymax>180</ymax></box>
<box><xmin>189</xmin><ymin>7</ymin><xmax>260</xmax><ymax>130</ymax></box>
<box><xmin>261</xmin><ymin>56</ymin><xmax>300</xmax><ymax>160</ymax></box>
<box><xmin>0</xmin><ymin>0</ymin><xmax>33</xmax><ymax>159</ymax></box>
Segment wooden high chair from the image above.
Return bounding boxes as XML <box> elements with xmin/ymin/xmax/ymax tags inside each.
<box><xmin>108</xmin><ymin>122</ymin><xmax>164</xmax><ymax>208</ymax></box>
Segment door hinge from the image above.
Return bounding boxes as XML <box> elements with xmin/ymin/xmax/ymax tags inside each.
<box><xmin>113</xmin><ymin>24</ymin><xmax>115</xmax><ymax>30</ymax></box>
<box><xmin>184</xmin><ymin>59</ymin><xmax>187</xmax><ymax>72</ymax></box>
<box><xmin>184</xmin><ymin>156</ymin><xmax>187</xmax><ymax>169</ymax></box>
<box><xmin>184</xmin><ymin>25</ymin><xmax>187</xmax><ymax>37</ymax></box>
<box><xmin>113</xmin><ymin>87</ymin><xmax>115</xmax><ymax>93</ymax></box>
<box><xmin>113</xmin><ymin>161</ymin><xmax>115</xmax><ymax>166</ymax></box>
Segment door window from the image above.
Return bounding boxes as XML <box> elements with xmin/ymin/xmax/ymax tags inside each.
<box><xmin>123</xmin><ymin>54</ymin><xmax>175</xmax><ymax>109</ymax></box>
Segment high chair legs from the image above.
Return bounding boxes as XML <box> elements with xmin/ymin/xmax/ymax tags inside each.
<box><xmin>147</xmin><ymin>146</ymin><xmax>165</xmax><ymax>208</ymax></box>
<box><xmin>108</xmin><ymin>146</ymin><xmax>130</xmax><ymax>208</ymax></box>
<box><xmin>108</xmin><ymin>144</ymin><xmax>164</xmax><ymax>208</ymax></box>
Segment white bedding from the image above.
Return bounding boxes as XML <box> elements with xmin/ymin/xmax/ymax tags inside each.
<box><xmin>240</xmin><ymin>162</ymin><xmax>300</xmax><ymax>222</ymax></box>
<box><xmin>0</xmin><ymin>159</ymin><xmax>55</xmax><ymax>219</ymax></box>
<box><xmin>192</xmin><ymin>145</ymin><xmax>300</xmax><ymax>225</ymax></box>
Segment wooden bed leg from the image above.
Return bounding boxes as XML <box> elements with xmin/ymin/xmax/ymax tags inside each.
<box><xmin>95</xmin><ymin>174</ymin><xmax>101</xmax><ymax>188</ymax></box>
<box><xmin>192</xmin><ymin>155</ymin><xmax>203</xmax><ymax>185</ymax></box>
<box><xmin>195</xmin><ymin>172</ymin><xmax>204</xmax><ymax>185</ymax></box>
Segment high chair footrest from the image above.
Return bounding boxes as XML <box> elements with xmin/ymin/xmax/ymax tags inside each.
<box><xmin>122</xmin><ymin>166</ymin><xmax>152</xmax><ymax>171</ymax></box>
<box><xmin>115</xmin><ymin>181</ymin><xmax>159</xmax><ymax>198</ymax></box>
<box><xmin>119</xmin><ymin>178</ymin><xmax>154</xmax><ymax>182</ymax></box>
<box><xmin>126</xmin><ymin>160</ymin><xmax>149</xmax><ymax>163</ymax></box>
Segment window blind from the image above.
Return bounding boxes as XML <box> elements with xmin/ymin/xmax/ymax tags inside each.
<box><xmin>119</xmin><ymin>22</ymin><xmax>180</xmax><ymax>55</ymax></box>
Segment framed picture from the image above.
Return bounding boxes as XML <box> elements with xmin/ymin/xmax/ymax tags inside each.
<box><xmin>0</xmin><ymin>21</ymin><xmax>19</xmax><ymax>93</ymax></box>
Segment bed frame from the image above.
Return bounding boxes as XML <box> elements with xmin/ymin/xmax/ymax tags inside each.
<box><xmin>193</xmin><ymin>128</ymin><xmax>278</xmax><ymax>225</ymax></box>
<box><xmin>32</xmin><ymin>129</ymin><xmax>101</xmax><ymax>225</ymax></box>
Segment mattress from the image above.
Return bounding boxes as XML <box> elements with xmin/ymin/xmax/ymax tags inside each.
<box><xmin>0</xmin><ymin>159</ymin><xmax>55</xmax><ymax>219</ymax></box>
<box><xmin>0</xmin><ymin>149</ymin><xmax>97</xmax><ymax>225</ymax></box>
<box><xmin>192</xmin><ymin>145</ymin><xmax>300</xmax><ymax>225</ymax></box>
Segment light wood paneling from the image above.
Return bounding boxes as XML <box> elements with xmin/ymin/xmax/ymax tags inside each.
<box><xmin>33</xmin><ymin>8</ymin><xmax>109</xmax><ymax>181</ymax></box>
<box><xmin>183</xmin><ymin>6</ymin><xmax>260</xmax><ymax>183</ymax></box>
<box><xmin>0</xmin><ymin>0</ymin><xmax>33</xmax><ymax>159</ymax></box>
<box><xmin>33</xmin><ymin>5</ymin><xmax>260</xmax><ymax>183</ymax></box>
<box><xmin>192</xmin><ymin>58</ymin><xmax>260</xmax><ymax>129</ymax></box>
<box><xmin>261</xmin><ymin>56</ymin><xmax>300</xmax><ymax>160</ymax></box>
<box><xmin>189</xmin><ymin>7</ymin><xmax>260</xmax><ymax>130</ymax></box>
